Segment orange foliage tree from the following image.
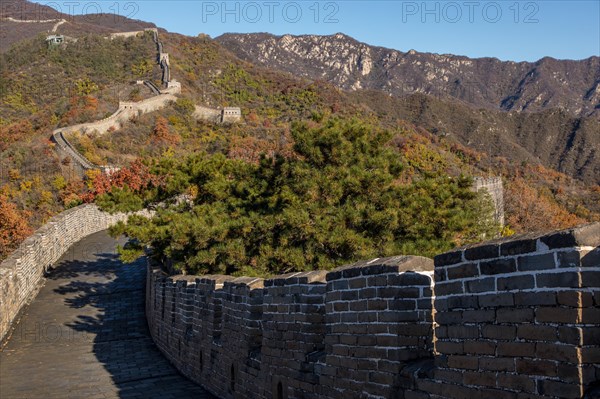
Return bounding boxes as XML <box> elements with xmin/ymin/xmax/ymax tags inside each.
<box><xmin>504</xmin><ymin>178</ymin><xmax>584</xmax><ymax>232</ymax></box>
<box><xmin>80</xmin><ymin>160</ymin><xmax>164</xmax><ymax>203</ymax></box>
<box><xmin>151</xmin><ymin>116</ymin><xmax>180</xmax><ymax>145</ymax></box>
<box><xmin>0</xmin><ymin>194</ymin><xmax>33</xmax><ymax>258</ymax></box>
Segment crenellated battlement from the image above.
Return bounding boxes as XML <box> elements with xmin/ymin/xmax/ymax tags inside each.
<box><xmin>146</xmin><ymin>224</ymin><xmax>600</xmax><ymax>399</ymax></box>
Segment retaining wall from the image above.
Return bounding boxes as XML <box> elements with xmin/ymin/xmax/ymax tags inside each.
<box><xmin>147</xmin><ymin>223</ymin><xmax>600</xmax><ymax>399</ymax></box>
<box><xmin>0</xmin><ymin>204</ymin><xmax>150</xmax><ymax>343</ymax></box>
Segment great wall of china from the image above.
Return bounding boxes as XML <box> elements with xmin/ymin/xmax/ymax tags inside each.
<box><xmin>48</xmin><ymin>27</ymin><xmax>240</xmax><ymax>172</ymax></box>
<box><xmin>2</xmin><ymin>18</ymin><xmax>597</xmax><ymax>399</ymax></box>
<box><xmin>145</xmin><ymin>224</ymin><xmax>599</xmax><ymax>399</ymax></box>
<box><xmin>1</xmin><ymin>200</ymin><xmax>597</xmax><ymax>398</ymax></box>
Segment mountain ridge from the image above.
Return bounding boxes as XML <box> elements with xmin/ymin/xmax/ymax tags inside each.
<box><xmin>216</xmin><ymin>32</ymin><xmax>600</xmax><ymax>117</ymax></box>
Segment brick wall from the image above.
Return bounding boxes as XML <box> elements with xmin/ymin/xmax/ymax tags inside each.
<box><xmin>147</xmin><ymin>223</ymin><xmax>599</xmax><ymax>399</ymax></box>
<box><xmin>0</xmin><ymin>204</ymin><xmax>150</xmax><ymax>342</ymax></box>
<box><xmin>416</xmin><ymin>223</ymin><xmax>600</xmax><ymax>399</ymax></box>
<box><xmin>146</xmin><ymin>256</ymin><xmax>435</xmax><ymax>399</ymax></box>
<box><xmin>2</xmin><ymin>200</ymin><xmax>597</xmax><ymax>399</ymax></box>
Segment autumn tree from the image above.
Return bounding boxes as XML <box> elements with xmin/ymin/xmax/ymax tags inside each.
<box><xmin>151</xmin><ymin>116</ymin><xmax>180</xmax><ymax>145</ymax></box>
<box><xmin>0</xmin><ymin>195</ymin><xmax>33</xmax><ymax>259</ymax></box>
<box><xmin>131</xmin><ymin>59</ymin><xmax>153</xmax><ymax>79</ymax></box>
<box><xmin>504</xmin><ymin>178</ymin><xmax>583</xmax><ymax>232</ymax></box>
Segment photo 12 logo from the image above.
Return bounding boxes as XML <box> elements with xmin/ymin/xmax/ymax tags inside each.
<box><xmin>401</xmin><ymin>1</ymin><xmax>540</xmax><ymax>23</ymax></box>
<box><xmin>201</xmin><ymin>1</ymin><xmax>340</xmax><ymax>24</ymax></box>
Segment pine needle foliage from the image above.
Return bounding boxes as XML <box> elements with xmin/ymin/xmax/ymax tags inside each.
<box><xmin>106</xmin><ymin>118</ymin><xmax>497</xmax><ymax>276</ymax></box>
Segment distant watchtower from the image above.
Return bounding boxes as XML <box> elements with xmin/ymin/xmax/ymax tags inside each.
<box><xmin>473</xmin><ymin>176</ymin><xmax>504</xmax><ymax>227</ymax></box>
<box><xmin>45</xmin><ymin>35</ymin><xmax>64</xmax><ymax>47</ymax></box>
<box><xmin>221</xmin><ymin>107</ymin><xmax>241</xmax><ymax>123</ymax></box>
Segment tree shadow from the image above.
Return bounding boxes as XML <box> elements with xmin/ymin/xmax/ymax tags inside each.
<box><xmin>48</xmin><ymin>234</ymin><xmax>212</xmax><ymax>399</ymax></box>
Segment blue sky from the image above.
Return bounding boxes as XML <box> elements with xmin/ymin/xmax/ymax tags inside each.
<box><xmin>36</xmin><ymin>0</ymin><xmax>599</xmax><ymax>61</ymax></box>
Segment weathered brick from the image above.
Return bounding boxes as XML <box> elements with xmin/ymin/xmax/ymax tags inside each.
<box><xmin>537</xmin><ymin>272</ymin><xmax>582</xmax><ymax>288</ymax></box>
<box><xmin>447</xmin><ymin>295</ymin><xmax>478</xmax><ymax>309</ymax></box>
<box><xmin>465</xmin><ymin>277</ymin><xmax>495</xmax><ymax>293</ymax></box>
<box><xmin>481</xmin><ymin>324</ymin><xmax>516</xmax><ymax>340</ymax></box>
<box><xmin>479</xmin><ymin>357</ymin><xmax>515</xmax><ymax>372</ymax></box>
<box><xmin>497</xmin><ymin>342</ymin><xmax>535</xmax><ymax>357</ymax></box>
<box><xmin>499</xmin><ymin>275</ymin><xmax>536</xmax><ymax>291</ymax></box>
<box><xmin>446</xmin><ymin>263</ymin><xmax>479</xmax><ymax>280</ymax></box>
<box><xmin>434</xmin><ymin>250</ymin><xmax>463</xmax><ymax>267</ymax></box>
<box><xmin>435</xmin><ymin>310</ymin><xmax>462</xmax><ymax>325</ymax></box>
<box><xmin>367</xmin><ymin>299</ymin><xmax>388</xmax><ymax>311</ymax></box>
<box><xmin>583</xmin><ymin>308</ymin><xmax>600</xmax><ymax>324</ymax></box>
<box><xmin>495</xmin><ymin>373</ymin><xmax>535</xmax><ymax>392</ymax></box>
<box><xmin>557</xmin><ymin>250</ymin><xmax>581</xmax><ymax>268</ymax></box>
<box><xmin>516</xmin><ymin>359</ymin><xmax>558</xmax><ymax>376</ymax></box>
<box><xmin>514</xmin><ymin>291</ymin><xmax>556</xmax><ymax>306</ymax></box>
<box><xmin>388</xmin><ymin>299</ymin><xmax>416</xmax><ymax>311</ymax></box>
<box><xmin>463</xmin><ymin>370</ymin><xmax>496</xmax><ymax>387</ymax></box>
<box><xmin>480</xmin><ymin>258</ymin><xmax>516</xmax><ymax>275</ymax></box>
<box><xmin>462</xmin><ymin>309</ymin><xmax>495</xmax><ymax>323</ymax></box>
<box><xmin>432</xmin><ymin>369</ymin><xmax>463</xmax><ymax>384</ymax></box>
<box><xmin>390</xmin><ymin>272</ymin><xmax>432</xmax><ymax>286</ymax></box>
<box><xmin>557</xmin><ymin>291</ymin><xmax>594</xmax><ymax>307</ymax></box>
<box><xmin>557</xmin><ymin>363</ymin><xmax>586</xmax><ymax>383</ymax></box>
<box><xmin>478</xmin><ymin>292</ymin><xmax>514</xmax><ymax>307</ymax></box>
<box><xmin>446</xmin><ymin>355</ymin><xmax>478</xmax><ymax>370</ymax></box>
<box><xmin>435</xmin><ymin>341</ymin><xmax>463</xmax><ymax>355</ymax></box>
<box><xmin>581</xmin><ymin>346</ymin><xmax>600</xmax><ymax>364</ymax></box>
<box><xmin>435</xmin><ymin>281</ymin><xmax>463</xmax><ymax>296</ymax></box>
<box><xmin>582</xmin><ymin>327</ymin><xmax>600</xmax><ymax>345</ymax></box>
<box><xmin>497</xmin><ymin>308</ymin><xmax>534</xmax><ymax>323</ymax></box>
<box><xmin>434</xmin><ymin>268</ymin><xmax>447</xmax><ymax>283</ymax></box>
<box><xmin>517</xmin><ymin>324</ymin><xmax>557</xmax><ymax>341</ymax></box>
<box><xmin>463</xmin><ymin>340</ymin><xmax>496</xmax><ymax>355</ymax></box>
<box><xmin>581</xmin><ymin>248</ymin><xmax>600</xmax><ymax>267</ymax></box>
<box><xmin>517</xmin><ymin>253</ymin><xmax>555</xmax><ymax>271</ymax></box>
<box><xmin>447</xmin><ymin>325</ymin><xmax>479</xmax><ymax>339</ymax></box>
<box><xmin>348</xmin><ymin>277</ymin><xmax>367</xmax><ymax>289</ymax></box>
<box><xmin>581</xmin><ymin>271</ymin><xmax>600</xmax><ymax>288</ymax></box>
<box><xmin>537</xmin><ymin>379</ymin><xmax>583</xmax><ymax>399</ymax></box>
<box><xmin>500</xmin><ymin>239</ymin><xmax>537</xmax><ymax>256</ymax></box>
<box><xmin>536</xmin><ymin>307</ymin><xmax>579</xmax><ymax>323</ymax></box>
<box><xmin>464</xmin><ymin>244</ymin><xmax>499</xmax><ymax>261</ymax></box>
<box><xmin>536</xmin><ymin>343</ymin><xmax>579</xmax><ymax>362</ymax></box>
<box><xmin>540</xmin><ymin>232</ymin><xmax>579</xmax><ymax>249</ymax></box>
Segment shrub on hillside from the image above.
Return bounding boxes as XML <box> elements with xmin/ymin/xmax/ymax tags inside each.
<box><xmin>103</xmin><ymin>118</ymin><xmax>498</xmax><ymax>276</ymax></box>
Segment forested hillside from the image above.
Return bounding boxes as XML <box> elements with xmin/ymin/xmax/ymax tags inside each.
<box><xmin>1</xmin><ymin>22</ymin><xmax>598</xmax><ymax>266</ymax></box>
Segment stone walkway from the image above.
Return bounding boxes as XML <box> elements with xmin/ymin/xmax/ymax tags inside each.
<box><xmin>0</xmin><ymin>231</ymin><xmax>214</xmax><ymax>399</ymax></box>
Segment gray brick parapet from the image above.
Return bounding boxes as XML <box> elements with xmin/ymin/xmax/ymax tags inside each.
<box><xmin>2</xmin><ymin>203</ymin><xmax>598</xmax><ymax>399</ymax></box>
<box><xmin>146</xmin><ymin>256</ymin><xmax>435</xmax><ymax>399</ymax></box>
<box><xmin>147</xmin><ymin>223</ymin><xmax>599</xmax><ymax>399</ymax></box>
<box><xmin>423</xmin><ymin>223</ymin><xmax>600</xmax><ymax>399</ymax></box>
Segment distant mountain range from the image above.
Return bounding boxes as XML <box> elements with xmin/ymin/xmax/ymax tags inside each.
<box><xmin>216</xmin><ymin>32</ymin><xmax>600</xmax><ymax>184</ymax></box>
<box><xmin>216</xmin><ymin>33</ymin><xmax>600</xmax><ymax>118</ymax></box>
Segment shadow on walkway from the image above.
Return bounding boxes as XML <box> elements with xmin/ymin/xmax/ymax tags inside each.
<box><xmin>0</xmin><ymin>231</ymin><xmax>213</xmax><ymax>399</ymax></box>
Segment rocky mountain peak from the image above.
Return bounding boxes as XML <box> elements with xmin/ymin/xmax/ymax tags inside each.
<box><xmin>216</xmin><ymin>32</ymin><xmax>600</xmax><ymax>117</ymax></box>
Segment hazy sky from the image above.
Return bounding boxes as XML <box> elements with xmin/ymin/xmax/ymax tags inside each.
<box><xmin>33</xmin><ymin>0</ymin><xmax>600</xmax><ymax>61</ymax></box>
